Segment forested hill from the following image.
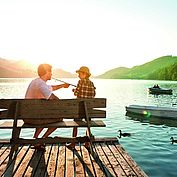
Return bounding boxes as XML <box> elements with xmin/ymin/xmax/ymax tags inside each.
<box><xmin>97</xmin><ymin>55</ymin><xmax>177</xmax><ymax>80</ymax></box>
<box><xmin>0</xmin><ymin>56</ymin><xmax>177</xmax><ymax>80</ymax></box>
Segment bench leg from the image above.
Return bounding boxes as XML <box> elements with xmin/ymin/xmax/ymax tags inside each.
<box><xmin>83</xmin><ymin>101</ymin><xmax>95</xmax><ymax>155</ymax></box>
<box><xmin>66</xmin><ymin>128</ymin><xmax>78</xmax><ymax>149</ymax></box>
<box><xmin>10</xmin><ymin>127</ymin><xmax>21</xmax><ymax>158</ymax></box>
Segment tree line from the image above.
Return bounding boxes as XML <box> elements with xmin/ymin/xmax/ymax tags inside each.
<box><xmin>148</xmin><ymin>63</ymin><xmax>177</xmax><ymax>81</ymax></box>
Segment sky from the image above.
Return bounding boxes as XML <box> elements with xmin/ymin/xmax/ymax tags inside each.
<box><xmin>0</xmin><ymin>0</ymin><xmax>177</xmax><ymax>75</ymax></box>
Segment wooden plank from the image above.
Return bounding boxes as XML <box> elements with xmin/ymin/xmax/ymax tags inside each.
<box><xmin>46</xmin><ymin>144</ymin><xmax>59</xmax><ymax>176</ymax></box>
<box><xmin>9</xmin><ymin>145</ymin><xmax>31</xmax><ymax>176</ymax></box>
<box><xmin>0</xmin><ymin>98</ymin><xmax>106</xmax><ymax>109</ymax></box>
<box><xmin>0</xmin><ymin>99</ymin><xmax>21</xmax><ymax>108</ymax></box>
<box><xmin>101</xmin><ymin>143</ymin><xmax>126</xmax><ymax>176</ymax></box>
<box><xmin>34</xmin><ymin>144</ymin><xmax>52</xmax><ymax>177</ymax></box>
<box><xmin>113</xmin><ymin>142</ymin><xmax>148</xmax><ymax>177</ymax></box>
<box><xmin>0</xmin><ymin>146</ymin><xmax>24</xmax><ymax>176</ymax></box>
<box><xmin>0</xmin><ymin>109</ymin><xmax>7</xmax><ymax>117</ymax></box>
<box><xmin>92</xmin><ymin>137</ymin><xmax>118</xmax><ymax>143</ymax></box>
<box><xmin>55</xmin><ymin>145</ymin><xmax>65</xmax><ymax>177</ymax></box>
<box><xmin>0</xmin><ymin>139</ymin><xmax>147</xmax><ymax>177</ymax></box>
<box><xmin>85</xmin><ymin>147</ymin><xmax>105</xmax><ymax>177</ymax></box>
<box><xmin>74</xmin><ymin>146</ymin><xmax>86</xmax><ymax>177</ymax></box>
<box><xmin>24</xmin><ymin>149</ymin><xmax>44</xmax><ymax>176</ymax></box>
<box><xmin>14</xmin><ymin>136</ymin><xmax>90</xmax><ymax>145</ymax></box>
<box><xmin>66</xmin><ymin>146</ymin><xmax>75</xmax><ymax>177</ymax></box>
<box><xmin>0</xmin><ymin>120</ymin><xmax>106</xmax><ymax>128</ymax></box>
<box><xmin>18</xmin><ymin>110</ymin><xmax>106</xmax><ymax>119</ymax></box>
<box><xmin>0</xmin><ymin>98</ymin><xmax>106</xmax><ymax>120</ymax></box>
<box><xmin>81</xmin><ymin>145</ymin><xmax>103</xmax><ymax>177</ymax></box>
<box><xmin>0</xmin><ymin>145</ymin><xmax>11</xmax><ymax>175</ymax></box>
<box><xmin>0</xmin><ymin>109</ymin><xmax>106</xmax><ymax>119</ymax></box>
<box><xmin>0</xmin><ymin>144</ymin><xmax>10</xmax><ymax>158</ymax></box>
<box><xmin>0</xmin><ymin>139</ymin><xmax>10</xmax><ymax>144</ymax></box>
<box><xmin>13</xmin><ymin>146</ymin><xmax>35</xmax><ymax>176</ymax></box>
<box><xmin>94</xmin><ymin>143</ymin><xmax>115</xmax><ymax>176</ymax></box>
<box><xmin>106</xmin><ymin>143</ymin><xmax>132</xmax><ymax>176</ymax></box>
<box><xmin>74</xmin><ymin>147</ymin><xmax>96</xmax><ymax>177</ymax></box>
<box><xmin>0</xmin><ymin>121</ymin><xmax>23</xmax><ymax>128</ymax></box>
<box><xmin>0</xmin><ymin>101</ymin><xmax>17</xmax><ymax>119</ymax></box>
<box><xmin>0</xmin><ymin>99</ymin><xmax>106</xmax><ymax>116</ymax></box>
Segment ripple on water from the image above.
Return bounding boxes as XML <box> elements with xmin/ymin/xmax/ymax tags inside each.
<box><xmin>119</xmin><ymin>124</ymin><xmax>177</xmax><ymax>177</ymax></box>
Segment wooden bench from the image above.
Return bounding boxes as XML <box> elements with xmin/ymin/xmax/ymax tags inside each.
<box><xmin>0</xmin><ymin>98</ymin><xmax>106</xmax><ymax>155</ymax></box>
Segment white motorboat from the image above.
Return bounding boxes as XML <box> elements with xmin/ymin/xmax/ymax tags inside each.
<box><xmin>125</xmin><ymin>105</ymin><xmax>177</xmax><ymax>119</ymax></box>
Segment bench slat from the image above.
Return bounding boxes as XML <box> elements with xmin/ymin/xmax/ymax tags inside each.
<box><xmin>0</xmin><ymin>98</ymin><xmax>106</xmax><ymax>119</ymax></box>
<box><xmin>0</xmin><ymin>110</ymin><xmax>106</xmax><ymax>119</ymax></box>
<box><xmin>14</xmin><ymin>136</ymin><xmax>91</xmax><ymax>144</ymax></box>
<box><xmin>0</xmin><ymin>111</ymin><xmax>8</xmax><ymax>118</ymax></box>
<box><xmin>19</xmin><ymin>110</ymin><xmax>106</xmax><ymax>119</ymax></box>
<box><xmin>0</xmin><ymin>98</ymin><xmax>106</xmax><ymax>108</ymax></box>
<box><xmin>0</xmin><ymin>120</ymin><xmax>106</xmax><ymax>128</ymax></box>
<box><xmin>18</xmin><ymin>99</ymin><xmax>106</xmax><ymax>119</ymax></box>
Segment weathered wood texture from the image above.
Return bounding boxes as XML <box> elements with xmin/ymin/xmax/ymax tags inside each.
<box><xmin>0</xmin><ymin>120</ymin><xmax>106</xmax><ymax>128</ymax></box>
<box><xmin>0</xmin><ymin>99</ymin><xmax>106</xmax><ymax>127</ymax></box>
<box><xmin>0</xmin><ymin>98</ymin><xmax>107</xmax><ymax>156</ymax></box>
<box><xmin>0</xmin><ymin>98</ymin><xmax>106</xmax><ymax>119</ymax></box>
<box><xmin>0</xmin><ymin>138</ymin><xmax>147</xmax><ymax>177</ymax></box>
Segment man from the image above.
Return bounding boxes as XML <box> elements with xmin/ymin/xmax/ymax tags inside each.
<box><xmin>25</xmin><ymin>63</ymin><xmax>70</xmax><ymax>149</ymax></box>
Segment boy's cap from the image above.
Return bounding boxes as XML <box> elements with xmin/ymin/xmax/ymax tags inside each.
<box><xmin>76</xmin><ymin>66</ymin><xmax>91</xmax><ymax>76</ymax></box>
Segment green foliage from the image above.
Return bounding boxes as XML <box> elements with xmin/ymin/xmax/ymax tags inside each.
<box><xmin>97</xmin><ymin>67</ymin><xmax>130</xmax><ymax>79</ymax></box>
<box><xmin>98</xmin><ymin>55</ymin><xmax>177</xmax><ymax>80</ymax></box>
<box><xmin>148</xmin><ymin>63</ymin><xmax>177</xmax><ymax>81</ymax></box>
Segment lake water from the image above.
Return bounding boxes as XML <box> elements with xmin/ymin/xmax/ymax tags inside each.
<box><xmin>1</xmin><ymin>78</ymin><xmax>177</xmax><ymax>177</ymax></box>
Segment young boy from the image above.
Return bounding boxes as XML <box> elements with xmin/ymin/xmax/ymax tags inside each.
<box><xmin>67</xmin><ymin>66</ymin><xmax>96</xmax><ymax>149</ymax></box>
<box><xmin>73</xmin><ymin>66</ymin><xmax>96</xmax><ymax>98</ymax></box>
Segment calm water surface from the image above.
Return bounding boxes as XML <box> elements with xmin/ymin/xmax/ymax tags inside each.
<box><xmin>1</xmin><ymin>78</ymin><xmax>177</xmax><ymax>177</ymax></box>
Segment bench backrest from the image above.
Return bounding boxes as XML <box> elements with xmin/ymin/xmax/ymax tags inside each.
<box><xmin>0</xmin><ymin>98</ymin><xmax>106</xmax><ymax>120</ymax></box>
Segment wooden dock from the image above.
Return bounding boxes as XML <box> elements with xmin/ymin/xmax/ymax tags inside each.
<box><xmin>0</xmin><ymin>138</ymin><xmax>147</xmax><ymax>177</ymax></box>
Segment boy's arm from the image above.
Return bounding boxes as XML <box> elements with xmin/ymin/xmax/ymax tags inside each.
<box><xmin>73</xmin><ymin>80</ymin><xmax>82</xmax><ymax>96</ymax></box>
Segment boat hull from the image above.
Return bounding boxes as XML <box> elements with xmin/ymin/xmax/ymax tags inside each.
<box><xmin>126</xmin><ymin>105</ymin><xmax>177</xmax><ymax>119</ymax></box>
<box><xmin>148</xmin><ymin>87</ymin><xmax>172</xmax><ymax>94</ymax></box>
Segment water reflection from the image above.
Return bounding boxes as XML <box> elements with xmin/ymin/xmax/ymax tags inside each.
<box><xmin>126</xmin><ymin>112</ymin><xmax>177</xmax><ymax>128</ymax></box>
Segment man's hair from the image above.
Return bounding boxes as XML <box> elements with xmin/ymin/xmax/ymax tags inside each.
<box><xmin>38</xmin><ymin>64</ymin><xmax>52</xmax><ymax>77</ymax></box>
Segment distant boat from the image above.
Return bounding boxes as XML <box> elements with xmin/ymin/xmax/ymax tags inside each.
<box><xmin>125</xmin><ymin>105</ymin><xmax>177</xmax><ymax>119</ymax></box>
<box><xmin>148</xmin><ymin>87</ymin><xmax>172</xmax><ymax>95</ymax></box>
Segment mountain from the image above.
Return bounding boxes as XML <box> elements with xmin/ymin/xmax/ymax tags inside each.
<box><xmin>98</xmin><ymin>55</ymin><xmax>177</xmax><ymax>80</ymax></box>
<box><xmin>1</xmin><ymin>55</ymin><xmax>177</xmax><ymax>80</ymax></box>
<box><xmin>0</xmin><ymin>58</ymin><xmax>76</xmax><ymax>78</ymax></box>
<box><xmin>96</xmin><ymin>67</ymin><xmax>130</xmax><ymax>79</ymax></box>
<box><xmin>0</xmin><ymin>58</ymin><xmax>35</xmax><ymax>77</ymax></box>
<box><xmin>53</xmin><ymin>68</ymin><xmax>77</xmax><ymax>78</ymax></box>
